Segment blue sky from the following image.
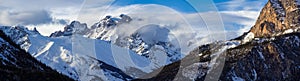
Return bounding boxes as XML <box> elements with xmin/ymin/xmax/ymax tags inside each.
<box><xmin>111</xmin><ymin>0</ymin><xmax>266</xmax><ymax>13</ymax></box>
<box><xmin>112</xmin><ymin>0</ymin><xmax>201</xmax><ymax>13</ymax></box>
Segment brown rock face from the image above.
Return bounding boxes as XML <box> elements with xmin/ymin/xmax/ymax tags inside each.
<box><xmin>250</xmin><ymin>0</ymin><xmax>300</xmax><ymax>37</ymax></box>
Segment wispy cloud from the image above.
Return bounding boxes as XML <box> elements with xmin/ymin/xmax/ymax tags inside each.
<box><xmin>216</xmin><ymin>0</ymin><xmax>266</xmax><ymax>11</ymax></box>
<box><xmin>215</xmin><ymin>0</ymin><xmax>266</xmax><ymax>35</ymax></box>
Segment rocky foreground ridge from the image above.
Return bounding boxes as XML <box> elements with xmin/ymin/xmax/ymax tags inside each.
<box><xmin>134</xmin><ymin>0</ymin><xmax>300</xmax><ymax>81</ymax></box>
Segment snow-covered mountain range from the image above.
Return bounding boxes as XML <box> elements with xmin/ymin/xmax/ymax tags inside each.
<box><xmin>1</xmin><ymin>0</ymin><xmax>300</xmax><ymax>81</ymax></box>
<box><xmin>50</xmin><ymin>14</ymin><xmax>183</xmax><ymax>64</ymax></box>
<box><xmin>0</xmin><ymin>14</ymin><xmax>185</xmax><ymax>81</ymax></box>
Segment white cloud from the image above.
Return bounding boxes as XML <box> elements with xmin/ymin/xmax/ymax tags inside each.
<box><xmin>0</xmin><ymin>9</ymin><xmax>69</xmax><ymax>36</ymax></box>
<box><xmin>212</xmin><ymin>0</ymin><xmax>267</xmax><ymax>37</ymax></box>
<box><xmin>0</xmin><ymin>0</ymin><xmax>84</xmax><ymax>10</ymax></box>
<box><xmin>26</xmin><ymin>23</ymin><xmax>66</xmax><ymax>36</ymax></box>
<box><xmin>69</xmin><ymin>4</ymin><xmax>259</xmax><ymax>53</ymax></box>
<box><xmin>0</xmin><ymin>10</ymin><xmax>53</xmax><ymax>25</ymax></box>
<box><xmin>47</xmin><ymin>0</ymin><xmax>115</xmax><ymax>26</ymax></box>
<box><xmin>221</xmin><ymin>11</ymin><xmax>260</xmax><ymax>35</ymax></box>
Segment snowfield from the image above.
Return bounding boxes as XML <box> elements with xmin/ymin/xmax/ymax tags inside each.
<box><xmin>0</xmin><ymin>26</ymin><xmax>174</xmax><ymax>80</ymax></box>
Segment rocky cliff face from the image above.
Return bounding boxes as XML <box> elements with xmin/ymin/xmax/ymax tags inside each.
<box><xmin>250</xmin><ymin>0</ymin><xmax>300</xmax><ymax>37</ymax></box>
<box><xmin>220</xmin><ymin>33</ymin><xmax>300</xmax><ymax>80</ymax></box>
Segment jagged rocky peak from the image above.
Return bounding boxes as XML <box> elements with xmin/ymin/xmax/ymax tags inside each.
<box><xmin>50</xmin><ymin>21</ymin><xmax>89</xmax><ymax>37</ymax></box>
<box><xmin>1</xmin><ymin>26</ymin><xmax>40</xmax><ymax>35</ymax></box>
<box><xmin>250</xmin><ymin>0</ymin><xmax>300</xmax><ymax>37</ymax></box>
<box><xmin>91</xmin><ymin>14</ymin><xmax>132</xmax><ymax>28</ymax></box>
<box><xmin>50</xmin><ymin>14</ymin><xmax>132</xmax><ymax>37</ymax></box>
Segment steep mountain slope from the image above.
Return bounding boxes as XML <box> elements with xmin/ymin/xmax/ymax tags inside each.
<box><xmin>135</xmin><ymin>0</ymin><xmax>300</xmax><ymax>81</ymax></box>
<box><xmin>0</xmin><ymin>25</ymin><xmax>165</xmax><ymax>81</ymax></box>
<box><xmin>0</xmin><ymin>30</ymin><xmax>73</xmax><ymax>81</ymax></box>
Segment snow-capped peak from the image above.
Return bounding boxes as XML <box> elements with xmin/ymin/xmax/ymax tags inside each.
<box><xmin>0</xmin><ymin>14</ymin><xmax>183</xmax><ymax>80</ymax></box>
<box><xmin>50</xmin><ymin>14</ymin><xmax>132</xmax><ymax>38</ymax></box>
<box><xmin>50</xmin><ymin>14</ymin><xmax>183</xmax><ymax>64</ymax></box>
<box><xmin>49</xmin><ymin>21</ymin><xmax>89</xmax><ymax>37</ymax></box>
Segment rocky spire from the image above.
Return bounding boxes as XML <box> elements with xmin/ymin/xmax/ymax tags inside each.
<box><xmin>250</xmin><ymin>0</ymin><xmax>300</xmax><ymax>37</ymax></box>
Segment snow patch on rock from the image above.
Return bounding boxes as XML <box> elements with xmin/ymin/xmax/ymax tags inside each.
<box><xmin>242</xmin><ymin>32</ymin><xmax>254</xmax><ymax>44</ymax></box>
<box><xmin>283</xmin><ymin>29</ymin><xmax>294</xmax><ymax>34</ymax></box>
<box><xmin>231</xmin><ymin>71</ymin><xmax>245</xmax><ymax>81</ymax></box>
<box><xmin>182</xmin><ymin>62</ymin><xmax>209</xmax><ymax>80</ymax></box>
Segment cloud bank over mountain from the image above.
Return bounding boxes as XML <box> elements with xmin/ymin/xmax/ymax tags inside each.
<box><xmin>0</xmin><ymin>0</ymin><xmax>266</xmax><ymax>40</ymax></box>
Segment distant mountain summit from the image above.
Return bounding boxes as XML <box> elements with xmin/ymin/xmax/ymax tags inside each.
<box><xmin>50</xmin><ymin>14</ymin><xmax>182</xmax><ymax>64</ymax></box>
<box><xmin>49</xmin><ymin>14</ymin><xmax>132</xmax><ymax>38</ymax></box>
